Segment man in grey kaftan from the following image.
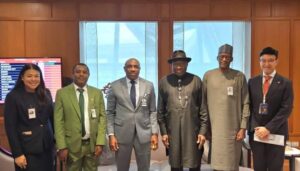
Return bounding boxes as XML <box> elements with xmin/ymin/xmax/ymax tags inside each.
<box><xmin>201</xmin><ymin>44</ymin><xmax>250</xmax><ymax>171</ymax></box>
<box><xmin>158</xmin><ymin>50</ymin><xmax>208</xmax><ymax>171</ymax></box>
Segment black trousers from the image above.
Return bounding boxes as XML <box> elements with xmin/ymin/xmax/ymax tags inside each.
<box><xmin>249</xmin><ymin>135</ymin><xmax>285</xmax><ymax>171</ymax></box>
<box><xmin>15</xmin><ymin>148</ymin><xmax>54</xmax><ymax>171</ymax></box>
<box><xmin>170</xmin><ymin>147</ymin><xmax>203</xmax><ymax>171</ymax></box>
<box><xmin>171</xmin><ymin>166</ymin><xmax>200</xmax><ymax>171</ymax></box>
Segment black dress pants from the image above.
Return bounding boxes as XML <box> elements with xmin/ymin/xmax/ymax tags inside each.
<box><xmin>249</xmin><ymin>135</ymin><xmax>285</xmax><ymax>171</ymax></box>
<box><xmin>171</xmin><ymin>166</ymin><xmax>200</xmax><ymax>171</ymax></box>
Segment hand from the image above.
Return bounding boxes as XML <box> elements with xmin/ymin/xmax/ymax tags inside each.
<box><xmin>255</xmin><ymin>127</ymin><xmax>270</xmax><ymax>140</ymax></box>
<box><xmin>151</xmin><ymin>134</ymin><xmax>158</xmax><ymax>151</ymax></box>
<box><xmin>94</xmin><ymin>145</ymin><xmax>103</xmax><ymax>157</ymax></box>
<box><xmin>109</xmin><ymin>135</ymin><xmax>119</xmax><ymax>151</ymax></box>
<box><xmin>196</xmin><ymin>134</ymin><xmax>206</xmax><ymax>149</ymax></box>
<box><xmin>162</xmin><ymin>134</ymin><xmax>169</xmax><ymax>148</ymax></box>
<box><xmin>15</xmin><ymin>155</ymin><xmax>27</xmax><ymax>169</ymax></box>
<box><xmin>236</xmin><ymin>128</ymin><xmax>246</xmax><ymax>141</ymax></box>
<box><xmin>58</xmin><ymin>148</ymin><xmax>68</xmax><ymax>163</ymax></box>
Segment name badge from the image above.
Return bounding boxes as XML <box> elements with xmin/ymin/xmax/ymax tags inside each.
<box><xmin>227</xmin><ymin>86</ymin><xmax>234</xmax><ymax>96</ymax></box>
<box><xmin>141</xmin><ymin>93</ymin><xmax>149</xmax><ymax>107</ymax></box>
<box><xmin>259</xmin><ymin>103</ymin><xmax>268</xmax><ymax>115</ymax></box>
<box><xmin>28</xmin><ymin>108</ymin><xmax>36</xmax><ymax>119</ymax></box>
<box><xmin>141</xmin><ymin>98</ymin><xmax>148</xmax><ymax>107</ymax></box>
<box><xmin>91</xmin><ymin>109</ymin><xmax>97</xmax><ymax>118</ymax></box>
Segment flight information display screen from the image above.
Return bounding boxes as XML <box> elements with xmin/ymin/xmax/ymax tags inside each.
<box><xmin>0</xmin><ymin>57</ymin><xmax>62</xmax><ymax>103</ymax></box>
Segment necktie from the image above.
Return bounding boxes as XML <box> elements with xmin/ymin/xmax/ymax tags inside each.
<box><xmin>78</xmin><ymin>88</ymin><xmax>86</xmax><ymax>137</ymax></box>
<box><xmin>263</xmin><ymin>75</ymin><xmax>272</xmax><ymax>96</ymax></box>
<box><xmin>130</xmin><ymin>80</ymin><xmax>136</xmax><ymax>108</ymax></box>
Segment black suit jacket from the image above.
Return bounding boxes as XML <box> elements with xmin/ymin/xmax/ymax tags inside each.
<box><xmin>4</xmin><ymin>88</ymin><xmax>54</xmax><ymax>158</ymax></box>
<box><xmin>248</xmin><ymin>73</ymin><xmax>293</xmax><ymax>138</ymax></box>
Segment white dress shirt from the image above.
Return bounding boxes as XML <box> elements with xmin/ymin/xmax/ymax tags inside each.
<box><xmin>74</xmin><ymin>84</ymin><xmax>90</xmax><ymax>139</ymax></box>
<box><xmin>262</xmin><ymin>70</ymin><xmax>276</xmax><ymax>85</ymax></box>
<box><xmin>126</xmin><ymin>77</ymin><xmax>140</xmax><ymax>107</ymax></box>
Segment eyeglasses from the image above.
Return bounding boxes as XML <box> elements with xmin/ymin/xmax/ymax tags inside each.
<box><xmin>260</xmin><ymin>59</ymin><xmax>276</xmax><ymax>63</ymax></box>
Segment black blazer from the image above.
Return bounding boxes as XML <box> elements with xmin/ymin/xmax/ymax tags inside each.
<box><xmin>248</xmin><ymin>73</ymin><xmax>293</xmax><ymax>138</ymax></box>
<box><xmin>4</xmin><ymin>88</ymin><xmax>54</xmax><ymax>158</ymax></box>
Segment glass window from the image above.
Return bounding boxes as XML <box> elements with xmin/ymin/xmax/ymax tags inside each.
<box><xmin>80</xmin><ymin>22</ymin><xmax>158</xmax><ymax>92</ymax></box>
<box><xmin>174</xmin><ymin>21</ymin><xmax>251</xmax><ymax>79</ymax></box>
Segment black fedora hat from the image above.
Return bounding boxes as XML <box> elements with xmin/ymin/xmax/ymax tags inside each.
<box><xmin>168</xmin><ymin>50</ymin><xmax>192</xmax><ymax>64</ymax></box>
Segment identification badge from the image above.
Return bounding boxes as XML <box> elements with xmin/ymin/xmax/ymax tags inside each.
<box><xmin>141</xmin><ymin>93</ymin><xmax>149</xmax><ymax>107</ymax></box>
<box><xmin>28</xmin><ymin>108</ymin><xmax>36</xmax><ymax>119</ymax></box>
<box><xmin>259</xmin><ymin>103</ymin><xmax>268</xmax><ymax>115</ymax></box>
<box><xmin>91</xmin><ymin>109</ymin><xmax>97</xmax><ymax>118</ymax></box>
<box><xmin>141</xmin><ymin>98</ymin><xmax>148</xmax><ymax>107</ymax></box>
<box><xmin>227</xmin><ymin>86</ymin><xmax>234</xmax><ymax>96</ymax></box>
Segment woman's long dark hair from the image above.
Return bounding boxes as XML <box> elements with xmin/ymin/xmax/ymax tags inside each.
<box><xmin>13</xmin><ymin>63</ymin><xmax>50</xmax><ymax>105</ymax></box>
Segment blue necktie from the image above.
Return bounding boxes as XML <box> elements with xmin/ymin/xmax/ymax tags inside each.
<box><xmin>130</xmin><ymin>80</ymin><xmax>136</xmax><ymax>108</ymax></box>
<box><xmin>78</xmin><ymin>88</ymin><xmax>86</xmax><ymax>137</ymax></box>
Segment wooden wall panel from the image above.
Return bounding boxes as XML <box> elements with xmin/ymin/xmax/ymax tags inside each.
<box><xmin>120</xmin><ymin>2</ymin><xmax>160</xmax><ymax>20</ymax></box>
<box><xmin>0</xmin><ymin>21</ymin><xmax>24</xmax><ymax>57</ymax></box>
<box><xmin>158</xmin><ymin>21</ymin><xmax>171</xmax><ymax>79</ymax></box>
<box><xmin>290</xmin><ymin>21</ymin><xmax>300</xmax><ymax>135</ymax></box>
<box><xmin>52</xmin><ymin>2</ymin><xmax>78</xmax><ymax>19</ymax></box>
<box><xmin>0</xmin><ymin>117</ymin><xmax>10</xmax><ymax>151</ymax></box>
<box><xmin>0</xmin><ymin>3</ymin><xmax>51</xmax><ymax>18</ymax></box>
<box><xmin>172</xmin><ymin>1</ymin><xmax>210</xmax><ymax>20</ymax></box>
<box><xmin>211</xmin><ymin>0</ymin><xmax>251</xmax><ymax>19</ymax></box>
<box><xmin>272</xmin><ymin>1</ymin><xmax>300</xmax><ymax>17</ymax></box>
<box><xmin>79</xmin><ymin>2</ymin><xmax>119</xmax><ymax>20</ymax></box>
<box><xmin>251</xmin><ymin>20</ymin><xmax>290</xmax><ymax>77</ymax></box>
<box><xmin>25</xmin><ymin>21</ymin><xmax>79</xmax><ymax>76</ymax></box>
<box><xmin>160</xmin><ymin>2</ymin><xmax>170</xmax><ymax>20</ymax></box>
<box><xmin>253</xmin><ymin>0</ymin><xmax>272</xmax><ymax>17</ymax></box>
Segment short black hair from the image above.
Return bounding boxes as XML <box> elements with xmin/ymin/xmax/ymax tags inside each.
<box><xmin>260</xmin><ymin>47</ymin><xmax>279</xmax><ymax>59</ymax></box>
<box><xmin>72</xmin><ymin>63</ymin><xmax>90</xmax><ymax>74</ymax></box>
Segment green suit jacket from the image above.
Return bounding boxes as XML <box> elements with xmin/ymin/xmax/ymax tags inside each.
<box><xmin>54</xmin><ymin>84</ymin><xmax>106</xmax><ymax>154</ymax></box>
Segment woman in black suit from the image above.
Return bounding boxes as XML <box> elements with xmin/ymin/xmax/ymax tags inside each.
<box><xmin>4</xmin><ymin>63</ymin><xmax>54</xmax><ymax>171</ymax></box>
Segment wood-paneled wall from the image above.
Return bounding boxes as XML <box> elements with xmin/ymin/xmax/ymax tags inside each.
<box><xmin>0</xmin><ymin>0</ymin><xmax>300</xmax><ymax>141</ymax></box>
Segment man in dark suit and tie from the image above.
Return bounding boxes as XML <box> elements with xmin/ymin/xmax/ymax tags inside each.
<box><xmin>106</xmin><ymin>58</ymin><xmax>159</xmax><ymax>171</ymax></box>
<box><xmin>248</xmin><ymin>47</ymin><xmax>294</xmax><ymax>171</ymax></box>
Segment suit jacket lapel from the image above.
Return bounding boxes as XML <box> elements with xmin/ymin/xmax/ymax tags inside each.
<box><xmin>67</xmin><ymin>85</ymin><xmax>81</xmax><ymax>120</ymax></box>
<box><xmin>120</xmin><ymin>78</ymin><xmax>135</xmax><ymax>110</ymax></box>
<box><xmin>87</xmin><ymin>86</ymin><xmax>95</xmax><ymax>119</ymax></box>
<box><xmin>266</xmin><ymin>74</ymin><xmax>281</xmax><ymax>100</ymax></box>
<box><xmin>137</xmin><ymin>79</ymin><xmax>146</xmax><ymax>108</ymax></box>
<box><xmin>252</xmin><ymin>75</ymin><xmax>263</xmax><ymax>101</ymax></box>
<box><xmin>257</xmin><ymin>75</ymin><xmax>264</xmax><ymax>100</ymax></box>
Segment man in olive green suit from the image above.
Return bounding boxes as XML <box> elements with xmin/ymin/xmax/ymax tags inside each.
<box><xmin>54</xmin><ymin>63</ymin><xmax>106</xmax><ymax>171</ymax></box>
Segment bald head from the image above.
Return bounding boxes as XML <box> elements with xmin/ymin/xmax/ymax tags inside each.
<box><xmin>124</xmin><ymin>58</ymin><xmax>140</xmax><ymax>68</ymax></box>
<box><xmin>124</xmin><ymin>58</ymin><xmax>140</xmax><ymax>80</ymax></box>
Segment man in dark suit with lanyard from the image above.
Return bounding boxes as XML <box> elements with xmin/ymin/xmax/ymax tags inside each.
<box><xmin>248</xmin><ymin>47</ymin><xmax>294</xmax><ymax>171</ymax></box>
